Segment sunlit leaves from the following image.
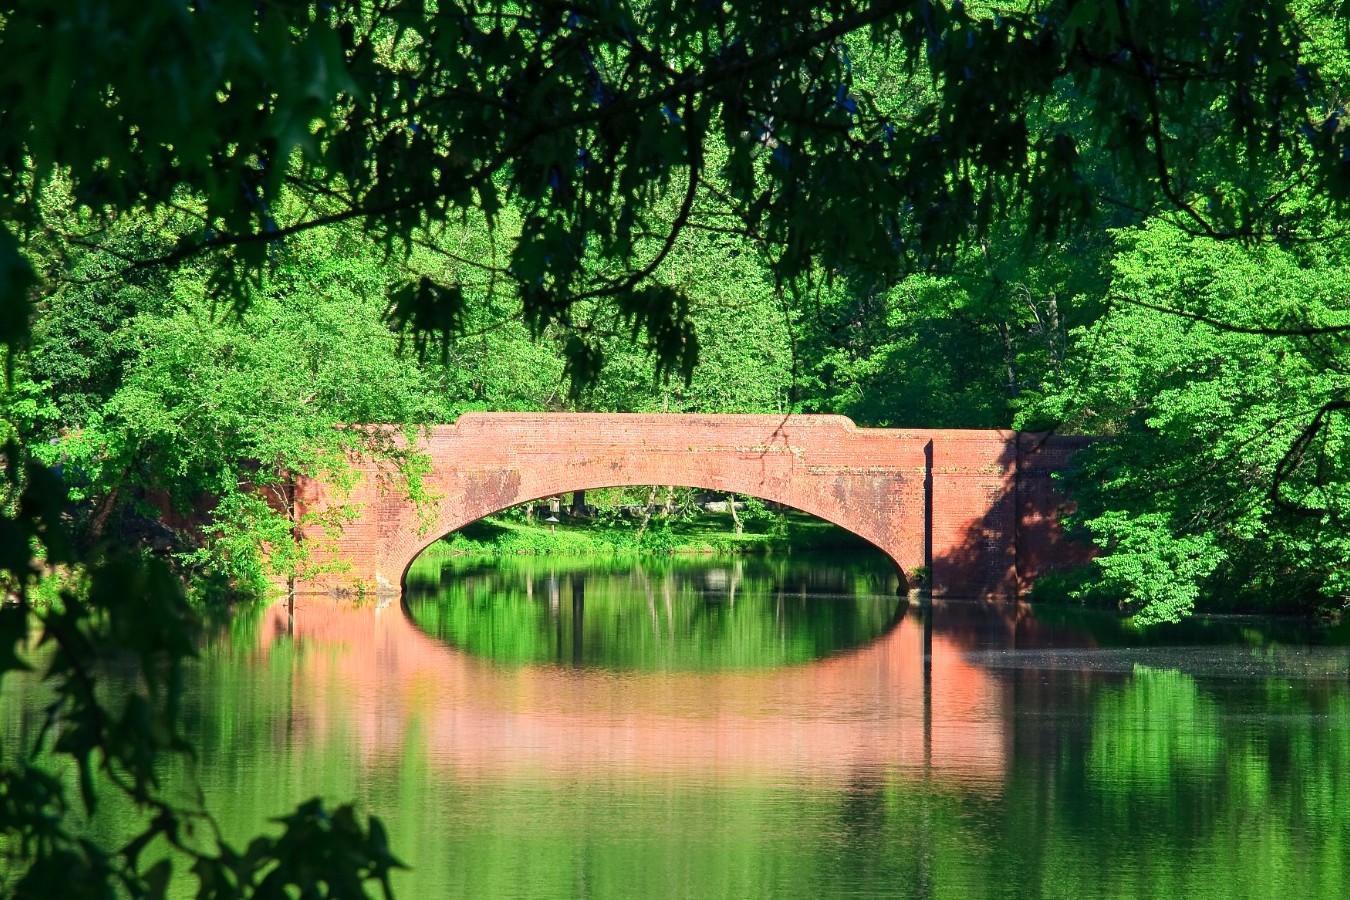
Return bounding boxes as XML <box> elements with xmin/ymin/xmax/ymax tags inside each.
<box><xmin>1077</xmin><ymin>512</ymin><xmax>1227</xmax><ymax>624</ymax></box>
<box><xmin>1020</xmin><ymin>220</ymin><xmax>1350</xmax><ymax>619</ymax></box>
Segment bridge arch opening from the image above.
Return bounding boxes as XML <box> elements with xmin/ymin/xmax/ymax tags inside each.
<box><xmin>398</xmin><ymin>481</ymin><xmax>909</xmax><ymax>593</ymax></box>
<box><xmin>402</xmin><ymin>490</ymin><xmax>909</xmax><ymax>670</ymax></box>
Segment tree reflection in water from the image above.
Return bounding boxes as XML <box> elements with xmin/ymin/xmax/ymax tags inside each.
<box><xmin>7</xmin><ymin>556</ymin><xmax>1345</xmax><ymax>898</ymax></box>
<box><xmin>406</xmin><ymin>555</ymin><xmax>907</xmax><ymax>671</ymax></box>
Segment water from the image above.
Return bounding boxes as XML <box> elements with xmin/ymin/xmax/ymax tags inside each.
<box><xmin>8</xmin><ymin>554</ymin><xmax>1350</xmax><ymax>897</ymax></box>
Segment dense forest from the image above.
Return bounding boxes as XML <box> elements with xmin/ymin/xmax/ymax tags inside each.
<box><xmin>20</xmin><ymin>189</ymin><xmax>1350</xmax><ymax>623</ymax></box>
<box><xmin>7</xmin><ymin>7</ymin><xmax>1350</xmax><ymax>623</ymax></box>
<box><xmin>3</xmin><ymin>1</ymin><xmax>1350</xmax><ymax>895</ymax></box>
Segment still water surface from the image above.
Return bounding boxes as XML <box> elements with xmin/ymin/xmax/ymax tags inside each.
<box><xmin>17</xmin><ymin>553</ymin><xmax>1350</xmax><ymax>897</ymax></box>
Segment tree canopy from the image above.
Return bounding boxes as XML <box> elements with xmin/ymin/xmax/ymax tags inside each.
<box><xmin>5</xmin><ymin>1</ymin><xmax>1349</xmax><ymax>376</ymax></box>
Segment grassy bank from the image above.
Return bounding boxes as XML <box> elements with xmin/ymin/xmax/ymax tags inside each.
<box><xmin>421</xmin><ymin>510</ymin><xmax>881</xmax><ymax>559</ymax></box>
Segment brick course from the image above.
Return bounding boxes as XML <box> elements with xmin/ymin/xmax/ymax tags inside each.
<box><xmin>293</xmin><ymin>413</ymin><xmax>1092</xmax><ymax>597</ymax></box>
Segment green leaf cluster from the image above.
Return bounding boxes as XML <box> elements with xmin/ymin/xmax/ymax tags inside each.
<box><xmin>1020</xmin><ymin>221</ymin><xmax>1350</xmax><ymax>620</ymax></box>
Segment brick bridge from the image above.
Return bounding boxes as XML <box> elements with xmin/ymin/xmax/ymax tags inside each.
<box><xmin>295</xmin><ymin>413</ymin><xmax>1090</xmax><ymax>597</ymax></box>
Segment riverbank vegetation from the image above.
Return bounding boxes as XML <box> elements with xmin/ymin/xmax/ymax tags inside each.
<box><xmin>422</xmin><ymin>502</ymin><xmax>879</xmax><ymax>559</ymax></box>
<box><xmin>3</xmin><ymin>1</ymin><xmax>1350</xmax><ymax>895</ymax></box>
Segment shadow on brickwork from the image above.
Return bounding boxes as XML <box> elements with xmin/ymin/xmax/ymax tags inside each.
<box><xmin>925</xmin><ymin>433</ymin><xmax>1094</xmax><ymax>602</ymax></box>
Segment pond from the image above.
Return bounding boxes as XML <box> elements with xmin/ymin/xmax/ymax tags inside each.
<box><xmin>6</xmin><ymin>553</ymin><xmax>1350</xmax><ymax>898</ymax></box>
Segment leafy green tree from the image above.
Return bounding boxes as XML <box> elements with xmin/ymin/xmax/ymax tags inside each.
<box><xmin>1019</xmin><ymin>221</ymin><xmax>1350</xmax><ymax>621</ymax></box>
<box><xmin>25</xmin><ymin>212</ymin><xmax>447</xmax><ymax>593</ymax></box>
<box><xmin>2</xmin><ymin>211</ymin><xmax>441</xmax><ymax>892</ymax></box>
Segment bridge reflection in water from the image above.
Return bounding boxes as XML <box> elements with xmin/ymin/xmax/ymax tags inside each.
<box><xmin>256</xmin><ymin>587</ymin><xmax>1013</xmax><ymax>789</ymax></box>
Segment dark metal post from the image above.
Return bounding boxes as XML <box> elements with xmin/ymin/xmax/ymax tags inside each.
<box><xmin>570</xmin><ymin>573</ymin><xmax>585</xmax><ymax>666</ymax></box>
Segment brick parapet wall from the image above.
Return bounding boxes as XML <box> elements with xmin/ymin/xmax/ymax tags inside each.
<box><xmin>292</xmin><ymin>414</ymin><xmax>1089</xmax><ymax>598</ymax></box>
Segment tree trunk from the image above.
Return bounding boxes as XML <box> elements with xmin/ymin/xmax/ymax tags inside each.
<box><xmin>727</xmin><ymin>493</ymin><xmax>743</xmax><ymax>536</ymax></box>
<box><xmin>1045</xmin><ymin>291</ymin><xmax>1063</xmax><ymax>371</ymax></box>
<box><xmin>998</xmin><ymin>320</ymin><xmax>1019</xmax><ymax>399</ymax></box>
<box><xmin>635</xmin><ymin>484</ymin><xmax>660</xmax><ymax>538</ymax></box>
<box><xmin>89</xmin><ymin>484</ymin><xmax>121</xmax><ymax>540</ymax></box>
<box><xmin>571</xmin><ymin>489</ymin><xmax>586</xmax><ymax>518</ymax></box>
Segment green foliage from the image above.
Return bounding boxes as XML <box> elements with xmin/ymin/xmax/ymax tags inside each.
<box><xmin>0</xmin><ymin>454</ymin><xmax>401</xmax><ymax>897</ymax></box>
<box><xmin>27</xmin><ymin>214</ymin><xmax>449</xmax><ymax>590</ymax></box>
<box><xmin>1020</xmin><ymin>221</ymin><xmax>1350</xmax><ymax>620</ymax></box>
<box><xmin>429</xmin><ymin>507</ymin><xmax>869</xmax><ymax>559</ymax></box>
<box><xmin>407</xmin><ymin>211</ymin><xmax>797</xmax><ymax>415</ymax></box>
<box><xmin>4</xmin><ymin>2</ymin><xmax>1345</xmax><ymax>381</ymax></box>
<box><xmin>579</xmin><ymin>225</ymin><xmax>796</xmax><ymax>414</ymax></box>
<box><xmin>798</xmin><ymin>272</ymin><xmax>1024</xmax><ymax>427</ymax></box>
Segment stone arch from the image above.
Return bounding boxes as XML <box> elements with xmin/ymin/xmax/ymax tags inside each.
<box><xmin>393</xmin><ymin>475</ymin><xmax>908</xmax><ymax>591</ymax></box>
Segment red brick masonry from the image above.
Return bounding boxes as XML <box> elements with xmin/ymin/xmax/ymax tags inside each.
<box><xmin>294</xmin><ymin>413</ymin><xmax>1093</xmax><ymax>597</ymax></box>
